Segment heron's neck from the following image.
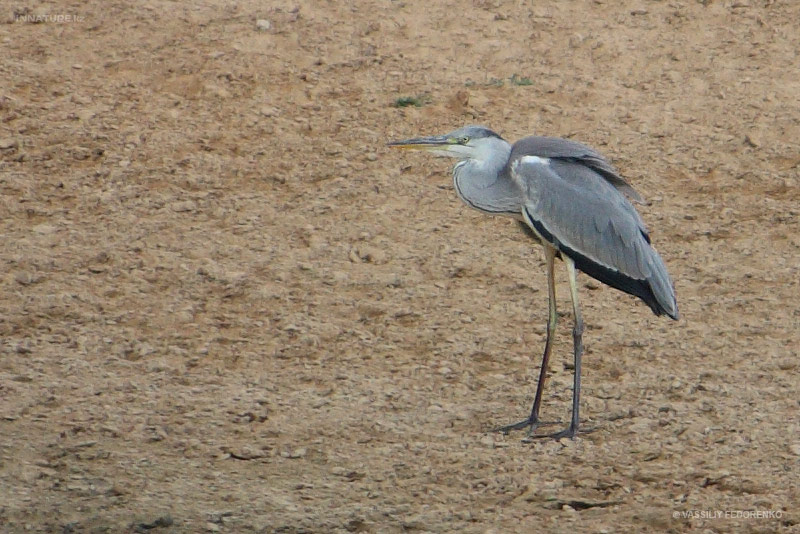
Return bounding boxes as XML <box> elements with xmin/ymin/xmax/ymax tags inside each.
<box><xmin>452</xmin><ymin>143</ymin><xmax>520</xmax><ymax>217</ymax></box>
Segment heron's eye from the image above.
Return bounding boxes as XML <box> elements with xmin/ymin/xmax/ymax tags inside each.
<box><xmin>459</xmin><ymin>136</ymin><xmax>470</xmax><ymax>144</ymax></box>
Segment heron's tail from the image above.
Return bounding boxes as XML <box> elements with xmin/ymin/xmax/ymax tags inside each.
<box><xmin>645</xmin><ymin>248</ymin><xmax>679</xmax><ymax>320</ymax></box>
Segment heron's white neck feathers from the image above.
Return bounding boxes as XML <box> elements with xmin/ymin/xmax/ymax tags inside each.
<box><xmin>470</xmin><ymin>137</ymin><xmax>512</xmax><ymax>173</ymax></box>
<box><xmin>451</xmin><ymin>138</ymin><xmax>519</xmax><ymax>217</ymax></box>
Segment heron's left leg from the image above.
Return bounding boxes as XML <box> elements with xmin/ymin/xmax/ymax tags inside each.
<box><xmin>494</xmin><ymin>246</ymin><xmax>560</xmax><ymax>435</ymax></box>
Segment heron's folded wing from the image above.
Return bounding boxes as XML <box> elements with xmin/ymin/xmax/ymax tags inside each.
<box><xmin>513</xmin><ymin>156</ymin><xmax>678</xmax><ymax>318</ymax></box>
<box><xmin>513</xmin><ymin>156</ymin><xmax>649</xmax><ymax>275</ymax></box>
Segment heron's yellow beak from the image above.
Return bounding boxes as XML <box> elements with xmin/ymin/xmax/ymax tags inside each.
<box><xmin>387</xmin><ymin>135</ymin><xmax>451</xmax><ymax>150</ymax></box>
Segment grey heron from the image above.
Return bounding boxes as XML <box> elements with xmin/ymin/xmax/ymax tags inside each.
<box><xmin>389</xmin><ymin>126</ymin><xmax>678</xmax><ymax>439</ymax></box>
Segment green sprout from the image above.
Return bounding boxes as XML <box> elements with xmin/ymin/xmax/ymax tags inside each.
<box><xmin>393</xmin><ymin>94</ymin><xmax>431</xmax><ymax>108</ymax></box>
<box><xmin>509</xmin><ymin>73</ymin><xmax>533</xmax><ymax>86</ymax></box>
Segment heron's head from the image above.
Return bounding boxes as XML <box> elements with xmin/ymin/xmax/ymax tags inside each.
<box><xmin>388</xmin><ymin>125</ymin><xmax>507</xmax><ymax>161</ymax></box>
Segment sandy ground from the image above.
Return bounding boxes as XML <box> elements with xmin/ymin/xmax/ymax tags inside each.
<box><xmin>1</xmin><ymin>0</ymin><xmax>799</xmax><ymax>532</ymax></box>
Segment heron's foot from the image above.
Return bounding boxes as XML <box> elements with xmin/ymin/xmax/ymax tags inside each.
<box><xmin>493</xmin><ymin>417</ymin><xmax>560</xmax><ymax>435</ymax></box>
<box><xmin>525</xmin><ymin>425</ymin><xmax>595</xmax><ymax>441</ymax></box>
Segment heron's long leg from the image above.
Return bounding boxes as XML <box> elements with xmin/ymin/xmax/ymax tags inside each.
<box><xmin>542</xmin><ymin>256</ymin><xmax>584</xmax><ymax>440</ymax></box>
<box><xmin>495</xmin><ymin>246</ymin><xmax>558</xmax><ymax>434</ymax></box>
<box><xmin>527</xmin><ymin>246</ymin><xmax>558</xmax><ymax>424</ymax></box>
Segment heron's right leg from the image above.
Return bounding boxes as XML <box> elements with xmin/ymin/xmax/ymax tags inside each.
<box><xmin>495</xmin><ymin>246</ymin><xmax>558</xmax><ymax>434</ymax></box>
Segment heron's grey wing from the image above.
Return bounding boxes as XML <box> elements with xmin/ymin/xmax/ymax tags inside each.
<box><xmin>512</xmin><ymin>155</ymin><xmax>678</xmax><ymax>319</ymax></box>
<box><xmin>510</xmin><ymin>136</ymin><xmax>645</xmax><ymax>204</ymax></box>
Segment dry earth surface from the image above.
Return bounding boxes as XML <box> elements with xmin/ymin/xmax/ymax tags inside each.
<box><xmin>1</xmin><ymin>0</ymin><xmax>799</xmax><ymax>533</ymax></box>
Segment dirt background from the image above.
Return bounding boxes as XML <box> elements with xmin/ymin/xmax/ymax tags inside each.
<box><xmin>1</xmin><ymin>0</ymin><xmax>799</xmax><ymax>532</ymax></box>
